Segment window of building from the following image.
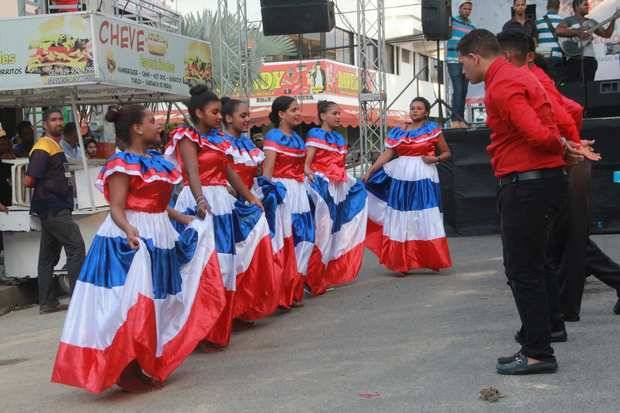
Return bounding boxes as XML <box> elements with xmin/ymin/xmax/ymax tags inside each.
<box><xmin>324</xmin><ymin>28</ymin><xmax>354</xmax><ymax>65</ymax></box>
<box><xmin>402</xmin><ymin>49</ymin><xmax>411</xmax><ymax>64</ymax></box>
<box><xmin>417</xmin><ymin>54</ymin><xmax>429</xmax><ymax>82</ymax></box>
<box><xmin>386</xmin><ymin>45</ymin><xmax>395</xmax><ymax>74</ymax></box>
<box><xmin>430</xmin><ymin>57</ymin><xmax>444</xmax><ymax>84</ymax></box>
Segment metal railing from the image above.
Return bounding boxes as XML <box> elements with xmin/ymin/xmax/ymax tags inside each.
<box><xmin>112</xmin><ymin>0</ymin><xmax>181</xmax><ymax>33</ymax></box>
<box><xmin>46</xmin><ymin>0</ymin><xmax>85</xmax><ymax>13</ymax></box>
<box><xmin>43</xmin><ymin>1</ymin><xmax>181</xmax><ymax>33</ymax></box>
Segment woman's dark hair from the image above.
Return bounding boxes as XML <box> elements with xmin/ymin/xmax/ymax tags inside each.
<box><xmin>410</xmin><ymin>97</ymin><xmax>431</xmax><ymax>114</ymax></box>
<box><xmin>221</xmin><ymin>97</ymin><xmax>246</xmax><ymax>127</ymax></box>
<box><xmin>317</xmin><ymin>100</ymin><xmax>337</xmax><ymax>123</ymax></box>
<box><xmin>105</xmin><ymin>104</ymin><xmax>146</xmax><ymax>148</ymax></box>
<box><xmin>269</xmin><ymin>96</ymin><xmax>296</xmax><ymax>127</ymax></box>
<box><xmin>187</xmin><ymin>85</ymin><xmax>220</xmax><ymax>123</ymax></box>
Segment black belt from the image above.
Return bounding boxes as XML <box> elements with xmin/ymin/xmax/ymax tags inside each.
<box><xmin>498</xmin><ymin>168</ymin><xmax>566</xmax><ymax>187</ymax></box>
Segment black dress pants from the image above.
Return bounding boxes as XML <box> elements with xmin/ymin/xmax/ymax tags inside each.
<box><xmin>550</xmin><ymin>162</ymin><xmax>620</xmax><ymax>318</ymax></box>
<box><xmin>37</xmin><ymin>209</ymin><xmax>85</xmax><ymax>307</ymax></box>
<box><xmin>566</xmin><ymin>56</ymin><xmax>598</xmax><ymax>83</ymax></box>
<box><xmin>498</xmin><ymin>175</ymin><xmax>568</xmax><ymax>361</ymax></box>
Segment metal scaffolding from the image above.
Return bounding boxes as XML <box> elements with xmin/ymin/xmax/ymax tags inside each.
<box><xmin>356</xmin><ymin>0</ymin><xmax>387</xmax><ymax>173</ymax></box>
<box><xmin>216</xmin><ymin>0</ymin><xmax>250</xmax><ymax>98</ymax></box>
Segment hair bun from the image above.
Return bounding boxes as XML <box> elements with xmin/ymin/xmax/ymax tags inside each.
<box><xmin>220</xmin><ymin>96</ymin><xmax>231</xmax><ymax>105</ymax></box>
<box><xmin>105</xmin><ymin>106</ymin><xmax>121</xmax><ymax>123</ymax></box>
<box><xmin>189</xmin><ymin>84</ymin><xmax>210</xmax><ymax>97</ymax></box>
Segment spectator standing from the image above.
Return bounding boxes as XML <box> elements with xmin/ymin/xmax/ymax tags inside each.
<box><xmin>25</xmin><ymin>108</ymin><xmax>85</xmax><ymax>315</ymax></box>
<box><xmin>12</xmin><ymin>121</ymin><xmax>35</xmax><ymax>158</ymax></box>
<box><xmin>0</xmin><ymin>125</ymin><xmax>15</xmax><ymax>207</ymax></box>
<box><xmin>446</xmin><ymin>1</ymin><xmax>476</xmax><ymax>129</ymax></box>
<box><xmin>85</xmin><ymin>138</ymin><xmax>98</xmax><ymax>159</ymax></box>
<box><xmin>536</xmin><ymin>0</ymin><xmax>566</xmax><ymax>83</ymax></box>
<box><xmin>60</xmin><ymin>122</ymin><xmax>83</xmax><ymax>162</ymax></box>
<box><xmin>503</xmin><ymin>0</ymin><xmax>538</xmax><ymax>40</ymax></box>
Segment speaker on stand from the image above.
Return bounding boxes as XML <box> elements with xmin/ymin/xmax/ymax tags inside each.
<box><xmin>421</xmin><ymin>1</ymin><xmax>461</xmax><ymax>125</ymax></box>
<box><xmin>260</xmin><ymin>0</ymin><xmax>336</xmax><ymax>36</ymax></box>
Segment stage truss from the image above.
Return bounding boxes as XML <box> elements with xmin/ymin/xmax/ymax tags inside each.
<box><xmin>216</xmin><ymin>0</ymin><xmax>250</xmax><ymax>98</ymax></box>
<box><xmin>356</xmin><ymin>0</ymin><xmax>387</xmax><ymax>173</ymax></box>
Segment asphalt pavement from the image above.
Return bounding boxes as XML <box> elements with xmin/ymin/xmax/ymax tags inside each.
<box><xmin>1</xmin><ymin>234</ymin><xmax>619</xmax><ymax>413</ymax></box>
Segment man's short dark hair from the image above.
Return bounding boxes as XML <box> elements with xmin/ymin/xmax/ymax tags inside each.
<box><xmin>43</xmin><ymin>107</ymin><xmax>63</xmax><ymax>122</ymax></box>
<box><xmin>572</xmin><ymin>0</ymin><xmax>585</xmax><ymax>11</ymax></box>
<box><xmin>457</xmin><ymin>29</ymin><xmax>502</xmax><ymax>58</ymax></box>
<box><xmin>497</xmin><ymin>30</ymin><xmax>530</xmax><ymax>60</ymax></box>
<box><xmin>17</xmin><ymin>120</ymin><xmax>32</xmax><ymax>134</ymax></box>
<box><xmin>547</xmin><ymin>0</ymin><xmax>560</xmax><ymax>10</ymax></box>
<box><xmin>63</xmin><ymin>122</ymin><xmax>77</xmax><ymax>137</ymax></box>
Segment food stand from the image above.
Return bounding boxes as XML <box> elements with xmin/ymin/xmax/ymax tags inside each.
<box><xmin>0</xmin><ymin>11</ymin><xmax>212</xmax><ymax>289</ymax></box>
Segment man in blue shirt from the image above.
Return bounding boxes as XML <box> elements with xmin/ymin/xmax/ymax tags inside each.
<box><xmin>447</xmin><ymin>1</ymin><xmax>475</xmax><ymax>128</ymax></box>
<box><xmin>535</xmin><ymin>0</ymin><xmax>565</xmax><ymax>83</ymax></box>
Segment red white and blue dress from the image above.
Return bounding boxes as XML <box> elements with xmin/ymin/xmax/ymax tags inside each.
<box><xmin>226</xmin><ymin>133</ymin><xmax>264</xmax><ymax>189</ymax></box>
<box><xmin>365</xmin><ymin>122</ymin><xmax>452</xmax><ymax>273</ymax></box>
<box><xmin>305</xmin><ymin>128</ymin><xmax>368</xmax><ymax>295</ymax></box>
<box><xmin>225</xmin><ymin>133</ymin><xmax>295</xmax><ymax>311</ymax></box>
<box><xmin>263</xmin><ymin>128</ymin><xmax>314</xmax><ymax>305</ymax></box>
<box><xmin>166</xmin><ymin>126</ymin><xmax>276</xmax><ymax>347</ymax></box>
<box><xmin>52</xmin><ymin>150</ymin><xmax>226</xmax><ymax>393</ymax></box>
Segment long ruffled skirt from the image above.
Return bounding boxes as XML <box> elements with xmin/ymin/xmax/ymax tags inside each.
<box><xmin>52</xmin><ymin>211</ymin><xmax>225</xmax><ymax>393</ymax></box>
<box><xmin>174</xmin><ymin>185</ymin><xmax>277</xmax><ymax>347</ymax></box>
<box><xmin>365</xmin><ymin>156</ymin><xmax>452</xmax><ymax>273</ymax></box>
<box><xmin>305</xmin><ymin>173</ymin><xmax>368</xmax><ymax>295</ymax></box>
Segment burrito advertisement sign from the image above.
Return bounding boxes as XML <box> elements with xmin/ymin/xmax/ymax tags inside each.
<box><xmin>0</xmin><ymin>13</ymin><xmax>95</xmax><ymax>88</ymax></box>
<box><xmin>0</xmin><ymin>12</ymin><xmax>213</xmax><ymax>96</ymax></box>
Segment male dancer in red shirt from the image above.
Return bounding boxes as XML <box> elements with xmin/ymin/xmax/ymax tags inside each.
<box><xmin>495</xmin><ymin>30</ymin><xmax>603</xmax><ymax>347</ymax></box>
<box><xmin>457</xmin><ymin>29</ymin><xmax>585</xmax><ymax>375</ymax></box>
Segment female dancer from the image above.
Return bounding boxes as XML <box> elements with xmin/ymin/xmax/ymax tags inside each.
<box><xmin>52</xmin><ymin>105</ymin><xmax>225</xmax><ymax>393</ymax></box>
<box><xmin>263</xmin><ymin>96</ymin><xmax>314</xmax><ymax>307</ymax></box>
<box><xmin>304</xmin><ymin>101</ymin><xmax>368</xmax><ymax>295</ymax></box>
<box><xmin>167</xmin><ymin>86</ymin><xmax>275</xmax><ymax>348</ymax></box>
<box><xmin>220</xmin><ymin>97</ymin><xmax>298</xmax><ymax>309</ymax></box>
<box><xmin>362</xmin><ymin>97</ymin><xmax>452</xmax><ymax>274</ymax></box>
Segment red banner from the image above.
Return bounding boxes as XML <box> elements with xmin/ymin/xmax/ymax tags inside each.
<box><xmin>252</xmin><ymin>59</ymin><xmax>371</xmax><ymax>98</ymax></box>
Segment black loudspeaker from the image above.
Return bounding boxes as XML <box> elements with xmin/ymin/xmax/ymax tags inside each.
<box><xmin>261</xmin><ymin>1</ymin><xmax>335</xmax><ymax>36</ymax></box>
<box><xmin>421</xmin><ymin>0</ymin><xmax>452</xmax><ymax>41</ymax></box>
<box><xmin>587</xmin><ymin>79</ymin><xmax>620</xmax><ymax>118</ymax></box>
<box><xmin>558</xmin><ymin>81</ymin><xmax>586</xmax><ymax>107</ymax></box>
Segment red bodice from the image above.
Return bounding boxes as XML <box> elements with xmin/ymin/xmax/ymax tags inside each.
<box><xmin>118</xmin><ymin>177</ymin><xmax>173</xmax><ymax>212</ymax></box>
<box><xmin>233</xmin><ymin>163</ymin><xmax>258</xmax><ymax>189</ymax></box>
<box><xmin>311</xmin><ymin>149</ymin><xmax>346</xmax><ymax>182</ymax></box>
<box><xmin>273</xmin><ymin>153</ymin><xmax>305</xmax><ymax>182</ymax></box>
<box><xmin>394</xmin><ymin>140</ymin><xmax>436</xmax><ymax>157</ymax></box>
<box><xmin>176</xmin><ymin>145</ymin><xmax>229</xmax><ymax>187</ymax></box>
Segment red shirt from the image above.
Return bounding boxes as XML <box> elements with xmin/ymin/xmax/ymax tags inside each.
<box><xmin>529</xmin><ymin>65</ymin><xmax>581</xmax><ymax>144</ymax></box>
<box><xmin>484</xmin><ymin>58</ymin><xmax>565</xmax><ymax>177</ymax></box>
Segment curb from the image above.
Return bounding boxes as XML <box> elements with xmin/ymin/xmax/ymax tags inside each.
<box><xmin>0</xmin><ymin>284</ymin><xmax>37</xmax><ymax>316</ymax></box>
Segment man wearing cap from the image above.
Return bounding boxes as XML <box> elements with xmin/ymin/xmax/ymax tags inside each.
<box><xmin>446</xmin><ymin>1</ymin><xmax>476</xmax><ymax>129</ymax></box>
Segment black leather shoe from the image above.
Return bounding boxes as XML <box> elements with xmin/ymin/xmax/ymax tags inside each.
<box><xmin>496</xmin><ymin>354</ymin><xmax>558</xmax><ymax>375</ymax></box>
<box><xmin>613</xmin><ymin>298</ymin><xmax>620</xmax><ymax>315</ymax></box>
<box><xmin>497</xmin><ymin>352</ymin><xmax>521</xmax><ymax>365</ymax></box>
<box><xmin>563</xmin><ymin>314</ymin><xmax>581</xmax><ymax>322</ymax></box>
<box><xmin>515</xmin><ymin>329</ymin><xmax>567</xmax><ymax>344</ymax></box>
<box><xmin>551</xmin><ymin>329</ymin><xmax>568</xmax><ymax>343</ymax></box>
